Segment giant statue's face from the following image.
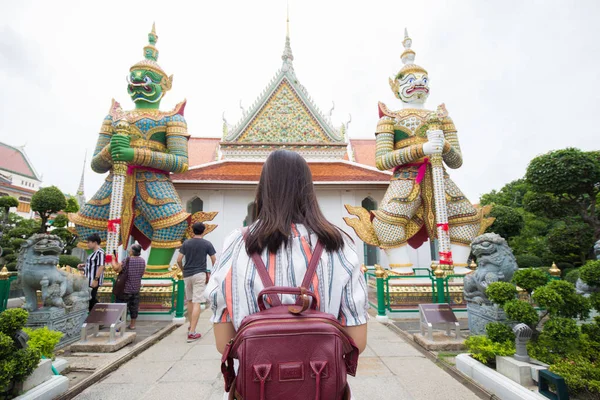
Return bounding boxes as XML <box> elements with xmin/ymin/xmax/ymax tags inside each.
<box><xmin>396</xmin><ymin>72</ymin><xmax>429</xmax><ymax>104</ymax></box>
<box><xmin>127</xmin><ymin>69</ymin><xmax>164</xmax><ymax>104</ymax></box>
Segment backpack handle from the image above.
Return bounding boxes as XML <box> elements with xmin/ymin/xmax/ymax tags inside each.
<box><xmin>257</xmin><ymin>286</ymin><xmax>318</xmax><ymax>314</ymax></box>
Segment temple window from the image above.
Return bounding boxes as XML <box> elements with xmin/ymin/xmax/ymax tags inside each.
<box><xmin>187</xmin><ymin>196</ymin><xmax>204</xmax><ymax>214</ymax></box>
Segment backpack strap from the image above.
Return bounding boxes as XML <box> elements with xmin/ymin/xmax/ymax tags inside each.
<box><xmin>243</xmin><ymin>228</ymin><xmax>281</xmax><ymax>307</ymax></box>
<box><xmin>243</xmin><ymin>227</ymin><xmax>324</xmax><ymax>308</ymax></box>
<box><xmin>299</xmin><ymin>241</ymin><xmax>324</xmax><ymax>290</ymax></box>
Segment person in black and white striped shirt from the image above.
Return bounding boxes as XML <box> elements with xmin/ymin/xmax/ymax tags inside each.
<box><xmin>77</xmin><ymin>233</ymin><xmax>106</xmax><ymax>311</ymax></box>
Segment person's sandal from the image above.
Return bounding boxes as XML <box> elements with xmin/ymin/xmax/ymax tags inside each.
<box><xmin>127</xmin><ymin>325</ymin><xmax>136</xmax><ymax>330</ymax></box>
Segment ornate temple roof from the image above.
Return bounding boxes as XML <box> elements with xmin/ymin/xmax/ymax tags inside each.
<box><xmin>220</xmin><ymin>21</ymin><xmax>348</xmax><ymax>160</ymax></box>
<box><xmin>0</xmin><ymin>142</ymin><xmax>41</xmax><ymax>181</ymax></box>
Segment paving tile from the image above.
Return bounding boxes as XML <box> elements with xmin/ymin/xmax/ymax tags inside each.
<box><xmin>368</xmin><ymin>341</ymin><xmax>424</xmax><ymax>357</ymax></box>
<box><xmin>135</xmin><ymin>342</ymin><xmax>192</xmax><ymax>361</ymax></box>
<box><xmin>381</xmin><ymin>357</ymin><xmax>478</xmax><ymax>399</ymax></box>
<box><xmin>182</xmin><ymin>344</ymin><xmax>222</xmax><ymax>361</ymax></box>
<box><xmin>347</xmin><ymin>376</ymin><xmax>414</xmax><ymax>400</ymax></box>
<box><xmin>102</xmin><ymin>361</ymin><xmax>175</xmax><ymax>384</ymax></box>
<box><xmin>159</xmin><ymin>359</ymin><xmax>222</xmax><ymax>382</ymax></box>
<box><xmin>74</xmin><ymin>383</ymin><xmax>150</xmax><ymax>400</ymax></box>
<box><xmin>355</xmin><ymin>356</ymin><xmax>393</xmax><ymax>377</ymax></box>
<box><xmin>142</xmin><ymin>382</ymin><xmax>216</xmax><ymax>400</ymax></box>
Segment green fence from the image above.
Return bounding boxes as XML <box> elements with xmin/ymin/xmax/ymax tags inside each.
<box><xmin>102</xmin><ymin>275</ymin><xmax>186</xmax><ymax>317</ymax></box>
<box><xmin>364</xmin><ymin>265</ymin><xmax>467</xmax><ymax>318</ymax></box>
<box><xmin>0</xmin><ymin>268</ymin><xmax>17</xmax><ymax>313</ymax></box>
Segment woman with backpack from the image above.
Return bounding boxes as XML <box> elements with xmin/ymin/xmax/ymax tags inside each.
<box><xmin>206</xmin><ymin>150</ymin><xmax>369</xmax><ymax>400</ymax></box>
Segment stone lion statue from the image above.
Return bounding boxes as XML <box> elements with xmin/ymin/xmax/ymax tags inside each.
<box><xmin>17</xmin><ymin>234</ymin><xmax>90</xmax><ymax>311</ymax></box>
<box><xmin>463</xmin><ymin>233</ymin><xmax>518</xmax><ymax>305</ymax></box>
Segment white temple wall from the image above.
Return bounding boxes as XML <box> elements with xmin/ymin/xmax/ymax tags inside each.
<box><xmin>175</xmin><ymin>185</ymin><xmax>397</xmax><ymax>267</ymax></box>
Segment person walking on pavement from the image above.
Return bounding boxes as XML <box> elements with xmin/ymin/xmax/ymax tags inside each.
<box><xmin>111</xmin><ymin>243</ymin><xmax>146</xmax><ymax>330</ymax></box>
<box><xmin>177</xmin><ymin>222</ymin><xmax>216</xmax><ymax>342</ymax></box>
<box><xmin>77</xmin><ymin>233</ymin><xmax>105</xmax><ymax>312</ymax></box>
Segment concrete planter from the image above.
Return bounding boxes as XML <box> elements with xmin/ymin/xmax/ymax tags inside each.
<box><xmin>13</xmin><ymin>358</ymin><xmax>69</xmax><ymax>400</ymax></box>
<box><xmin>456</xmin><ymin>354</ymin><xmax>546</xmax><ymax>400</ymax></box>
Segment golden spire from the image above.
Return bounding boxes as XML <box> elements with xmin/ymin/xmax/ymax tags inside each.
<box><xmin>396</xmin><ymin>27</ymin><xmax>427</xmax><ymax>77</ymax></box>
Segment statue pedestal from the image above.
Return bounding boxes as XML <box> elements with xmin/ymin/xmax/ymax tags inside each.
<box><xmin>26</xmin><ymin>301</ymin><xmax>88</xmax><ymax>348</ymax></box>
<box><xmin>467</xmin><ymin>302</ymin><xmax>506</xmax><ymax>335</ymax></box>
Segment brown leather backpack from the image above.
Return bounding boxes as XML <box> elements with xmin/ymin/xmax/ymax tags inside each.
<box><xmin>221</xmin><ymin>237</ymin><xmax>358</xmax><ymax>400</ymax></box>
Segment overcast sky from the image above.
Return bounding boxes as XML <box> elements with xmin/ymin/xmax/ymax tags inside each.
<box><xmin>1</xmin><ymin>0</ymin><xmax>599</xmax><ymax>203</ymax></box>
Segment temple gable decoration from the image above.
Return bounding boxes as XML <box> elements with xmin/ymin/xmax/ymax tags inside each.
<box><xmin>220</xmin><ymin>19</ymin><xmax>348</xmax><ymax>160</ymax></box>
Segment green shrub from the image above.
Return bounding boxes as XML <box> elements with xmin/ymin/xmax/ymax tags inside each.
<box><xmin>0</xmin><ymin>309</ymin><xmax>40</xmax><ymax>391</ymax></box>
<box><xmin>0</xmin><ymin>359</ymin><xmax>14</xmax><ymax>391</ymax></box>
<box><xmin>0</xmin><ymin>332</ymin><xmax>12</xmax><ymax>359</ymax></box>
<box><xmin>557</xmin><ymin>262</ymin><xmax>575</xmax><ymax>272</ymax></box>
<box><xmin>485</xmin><ymin>322</ymin><xmax>515</xmax><ymax>344</ymax></box>
<box><xmin>512</xmin><ymin>268</ymin><xmax>549</xmax><ymax>294</ymax></box>
<box><xmin>12</xmin><ymin>347</ymin><xmax>40</xmax><ymax>382</ymax></box>
<box><xmin>515</xmin><ymin>254</ymin><xmax>543</xmax><ymax>268</ymax></box>
<box><xmin>0</xmin><ymin>308</ymin><xmax>28</xmax><ymax>337</ymax></box>
<box><xmin>550</xmin><ymin>357</ymin><xmax>600</xmax><ymax>397</ymax></box>
<box><xmin>465</xmin><ymin>335</ymin><xmax>515</xmax><ymax>364</ymax></box>
<box><xmin>543</xmin><ymin>317</ymin><xmax>580</xmax><ymax>343</ymax></box>
<box><xmin>582</xmin><ymin>317</ymin><xmax>600</xmax><ymax>344</ymax></box>
<box><xmin>503</xmin><ymin>299</ymin><xmax>539</xmax><ymax>327</ymax></box>
<box><xmin>58</xmin><ymin>255</ymin><xmax>82</xmax><ymax>269</ymax></box>
<box><xmin>591</xmin><ymin>292</ymin><xmax>600</xmax><ymax>312</ymax></box>
<box><xmin>545</xmin><ymin>280</ymin><xmax>591</xmax><ymax>320</ymax></box>
<box><xmin>23</xmin><ymin>327</ymin><xmax>63</xmax><ymax>359</ymax></box>
<box><xmin>532</xmin><ymin>285</ymin><xmax>565</xmax><ymax>315</ymax></box>
<box><xmin>580</xmin><ymin>260</ymin><xmax>600</xmax><ymax>287</ymax></box>
<box><xmin>485</xmin><ymin>282</ymin><xmax>518</xmax><ymax>306</ymax></box>
<box><xmin>564</xmin><ymin>268</ymin><xmax>581</xmax><ymax>284</ymax></box>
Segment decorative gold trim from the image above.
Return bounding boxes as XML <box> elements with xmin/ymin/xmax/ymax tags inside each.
<box><xmin>130</xmin><ymin>138</ymin><xmax>167</xmax><ymax>152</ymax></box>
<box><xmin>398</xmin><ymin>64</ymin><xmax>428</xmax><ymax>76</ymax></box>
<box><xmin>150</xmin><ymin>211</ymin><xmax>190</xmax><ymax>230</ymax></box>
<box><xmin>69</xmin><ymin>213</ymin><xmax>108</xmax><ymax>229</ymax></box>
<box><xmin>394</xmin><ymin>136</ymin><xmax>425</xmax><ymax>149</ymax></box>
<box><xmin>145</xmin><ymin>264</ymin><xmax>171</xmax><ymax>271</ymax></box>
<box><xmin>88</xmin><ymin>197</ymin><xmax>111</xmax><ymax>206</ymax></box>
<box><xmin>389</xmin><ymin>263</ymin><xmax>413</xmax><ymax>267</ymax></box>
<box><xmin>151</xmin><ymin>240</ymin><xmax>182</xmax><ymax>249</ymax></box>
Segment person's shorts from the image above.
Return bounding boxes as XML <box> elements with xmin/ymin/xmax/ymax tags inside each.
<box><xmin>184</xmin><ymin>272</ymin><xmax>207</xmax><ymax>304</ymax></box>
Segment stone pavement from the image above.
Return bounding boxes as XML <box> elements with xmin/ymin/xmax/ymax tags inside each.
<box><xmin>74</xmin><ymin>311</ymin><xmax>480</xmax><ymax>400</ymax></box>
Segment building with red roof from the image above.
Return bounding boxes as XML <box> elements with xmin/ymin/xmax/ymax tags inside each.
<box><xmin>0</xmin><ymin>142</ymin><xmax>42</xmax><ymax>218</ymax></box>
<box><xmin>172</xmin><ymin>29</ymin><xmax>387</xmax><ymax>265</ymax></box>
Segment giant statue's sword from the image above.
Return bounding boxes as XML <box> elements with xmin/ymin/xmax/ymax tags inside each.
<box><xmin>105</xmin><ymin>120</ymin><xmax>130</xmax><ymax>264</ymax></box>
<box><xmin>427</xmin><ymin>104</ymin><xmax>453</xmax><ymax>272</ymax></box>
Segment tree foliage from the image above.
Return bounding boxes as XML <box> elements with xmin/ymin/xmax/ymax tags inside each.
<box><xmin>512</xmin><ymin>268</ymin><xmax>549</xmax><ymax>294</ymax></box>
<box><xmin>64</xmin><ymin>197</ymin><xmax>79</xmax><ymax>213</ymax></box>
<box><xmin>31</xmin><ymin>186</ymin><xmax>66</xmax><ymax>233</ymax></box>
<box><xmin>547</xmin><ymin>221</ymin><xmax>594</xmax><ymax>264</ymax></box>
<box><xmin>486</xmin><ymin>205</ymin><xmax>524</xmax><ymax>239</ymax></box>
<box><xmin>479</xmin><ymin>148</ymin><xmax>600</xmax><ymax>268</ymax></box>
<box><xmin>485</xmin><ymin>282</ymin><xmax>517</xmax><ymax>306</ymax></box>
<box><xmin>526</xmin><ymin>148</ymin><xmax>600</xmax><ymax>240</ymax></box>
<box><xmin>0</xmin><ymin>196</ymin><xmax>19</xmax><ymax>224</ymax></box>
<box><xmin>580</xmin><ymin>260</ymin><xmax>600</xmax><ymax>287</ymax></box>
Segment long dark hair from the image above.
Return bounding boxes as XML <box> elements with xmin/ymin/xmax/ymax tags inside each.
<box><xmin>245</xmin><ymin>150</ymin><xmax>344</xmax><ymax>255</ymax></box>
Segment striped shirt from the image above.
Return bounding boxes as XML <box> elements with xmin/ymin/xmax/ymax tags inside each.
<box><xmin>84</xmin><ymin>249</ymin><xmax>105</xmax><ymax>287</ymax></box>
<box><xmin>205</xmin><ymin>223</ymin><xmax>369</xmax><ymax>331</ymax></box>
